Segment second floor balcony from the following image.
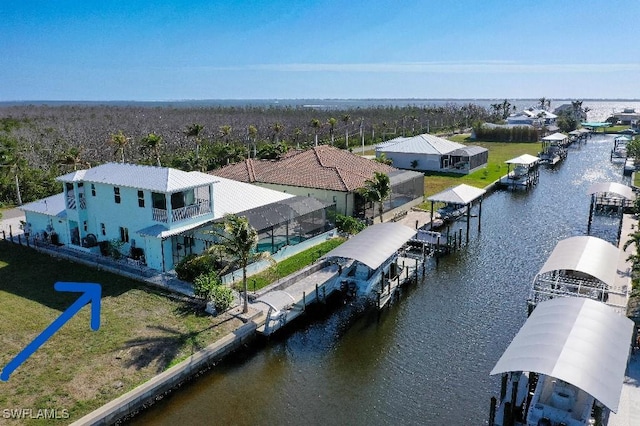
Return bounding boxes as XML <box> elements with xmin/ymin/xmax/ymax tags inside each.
<box><xmin>152</xmin><ymin>199</ymin><xmax>212</xmax><ymax>224</ymax></box>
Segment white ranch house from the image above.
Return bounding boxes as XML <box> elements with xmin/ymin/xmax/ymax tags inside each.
<box><xmin>375</xmin><ymin>133</ymin><xmax>488</xmax><ymax>174</ymax></box>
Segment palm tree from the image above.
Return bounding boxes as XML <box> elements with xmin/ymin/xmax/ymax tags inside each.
<box><xmin>271</xmin><ymin>122</ymin><xmax>284</xmax><ymax>144</ymax></box>
<box><xmin>327</xmin><ymin>117</ymin><xmax>337</xmax><ymax>145</ymax></box>
<box><xmin>623</xmin><ymin>230</ymin><xmax>640</xmax><ymax>254</ymax></box>
<box><xmin>247</xmin><ymin>125</ymin><xmax>258</xmax><ymax>158</ymax></box>
<box><xmin>342</xmin><ymin>114</ymin><xmax>351</xmax><ymax>148</ymax></box>
<box><xmin>110</xmin><ymin>130</ymin><xmax>130</xmax><ymax>163</ymax></box>
<box><xmin>310</xmin><ymin>118</ymin><xmax>321</xmax><ymax>147</ymax></box>
<box><xmin>0</xmin><ymin>136</ymin><xmax>26</xmax><ymax>205</ymax></box>
<box><xmin>209</xmin><ymin>214</ymin><xmax>266</xmax><ymax>313</ymax></box>
<box><xmin>142</xmin><ymin>133</ymin><xmax>163</xmax><ymax>167</ymax></box>
<box><xmin>219</xmin><ymin>125</ymin><xmax>232</xmax><ymax>144</ymax></box>
<box><xmin>184</xmin><ymin>123</ymin><xmax>204</xmax><ymax>161</ymax></box>
<box><xmin>57</xmin><ymin>147</ymin><xmax>87</xmax><ymax>171</ymax></box>
<box><xmin>361</xmin><ymin>172</ymin><xmax>391</xmax><ymax>223</ymax></box>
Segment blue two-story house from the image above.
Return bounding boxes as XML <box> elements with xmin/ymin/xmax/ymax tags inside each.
<box><xmin>21</xmin><ymin>163</ymin><xmax>220</xmax><ymax>272</ymax></box>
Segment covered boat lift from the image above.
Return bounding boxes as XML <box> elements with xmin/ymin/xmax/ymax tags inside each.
<box><xmin>611</xmin><ymin>135</ymin><xmax>632</xmax><ymax>161</ymax></box>
<box><xmin>489</xmin><ymin>297</ymin><xmax>634</xmax><ymax>426</ymax></box>
<box><xmin>539</xmin><ymin>132</ymin><xmax>569</xmax><ymax>165</ymax></box>
<box><xmin>587</xmin><ymin>182</ymin><xmax>635</xmax><ymax>243</ymax></box>
<box><xmin>527</xmin><ymin>236</ymin><xmax>628</xmax><ymax>314</ymax></box>
<box><xmin>320</xmin><ymin>222</ymin><xmax>417</xmax><ymax>307</ymax></box>
<box><xmin>581</xmin><ymin>121</ymin><xmax>612</xmax><ymax>132</ymax></box>
<box><xmin>426</xmin><ymin>184</ymin><xmax>486</xmax><ymax>244</ymax></box>
<box><xmin>498</xmin><ymin>154</ymin><xmax>540</xmax><ymax>190</ymax></box>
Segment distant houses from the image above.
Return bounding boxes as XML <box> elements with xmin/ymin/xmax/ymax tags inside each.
<box><xmin>375</xmin><ymin>133</ymin><xmax>488</xmax><ymax>174</ymax></box>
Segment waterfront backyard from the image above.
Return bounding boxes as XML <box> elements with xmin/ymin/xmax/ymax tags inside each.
<box><xmin>0</xmin><ymin>242</ymin><xmax>245</xmax><ymax>424</ymax></box>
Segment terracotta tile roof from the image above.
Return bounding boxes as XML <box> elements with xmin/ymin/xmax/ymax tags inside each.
<box><xmin>211</xmin><ymin>145</ymin><xmax>396</xmax><ymax>192</ymax></box>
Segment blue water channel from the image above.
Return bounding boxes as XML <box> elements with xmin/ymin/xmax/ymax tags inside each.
<box><xmin>130</xmin><ymin>134</ymin><xmax>627</xmax><ymax>425</ymax></box>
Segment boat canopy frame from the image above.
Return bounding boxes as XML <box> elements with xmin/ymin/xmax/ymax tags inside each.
<box><xmin>528</xmin><ymin>236</ymin><xmax>624</xmax><ymax>311</ymax></box>
<box><xmin>491</xmin><ymin>297</ymin><xmax>634</xmax><ymax>414</ymax></box>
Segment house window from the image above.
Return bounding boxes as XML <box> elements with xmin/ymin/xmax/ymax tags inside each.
<box><xmin>114</xmin><ymin>187</ymin><xmax>121</xmax><ymax>204</ymax></box>
<box><xmin>138</xmin><ymin>190</ymin><xmax>145</xmax><ymax>208</ymax></box>
<box><xmin>91</xmin><ymin>184</ymin><xmax>96</xmax><ymax>196</ymax></box>
<box><xmin>119</xmin><ymin>226</ymin><xmax>129</xmax><ymax>243</ymax></box>
<box><xmin>100</xmin><ymin>223</ymin><xmax>106</xmax><ymax>236</ymax></box>
<box><xmin>83</xmin><ymin>221</ymin><xmax>88</xmax><ymax>232</ymax></box>
<box><xmin>152</xmin><ymin>192</ymin><xmax>166</xmax><ymax>210</ymax></box>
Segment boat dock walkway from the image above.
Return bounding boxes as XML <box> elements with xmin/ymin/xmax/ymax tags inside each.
<box><xmin>253</xmin><ymin>263</ymin><xmax>340</xmax><ymax>335</ymax></box>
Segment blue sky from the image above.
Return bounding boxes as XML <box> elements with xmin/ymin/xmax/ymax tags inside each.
<box><xmin>2</xmin><ymin>0</ymin><xmax>639</xmax><ymax>101</ymax></box>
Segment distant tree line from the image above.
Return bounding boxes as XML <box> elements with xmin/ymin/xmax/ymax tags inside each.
<box><xmin>0</xmin><ymin>103</ymin><xmax>493</xmax><ymax>206</ymax></box>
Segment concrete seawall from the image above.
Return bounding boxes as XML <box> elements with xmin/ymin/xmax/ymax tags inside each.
<box><xmin>70</xmin><ymin>320</ymin><xmax>260</xmax><ymax>426</ymax></box>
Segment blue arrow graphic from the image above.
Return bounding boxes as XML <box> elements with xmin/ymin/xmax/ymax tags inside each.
<box><xmin>1</xmin><ymin>282</ymin><xmax>101</xmax><ymax>382</ymax></box>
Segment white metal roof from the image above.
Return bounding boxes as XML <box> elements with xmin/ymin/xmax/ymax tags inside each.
<box><xmin>212</xmin><ymin>176</ymin><xmax>294</xmax><ymax>219</ymax></box>
<box><xmin>505</xmin><ymin>154</ymin><xmax>540</xmax><ymax>166</ymax></box>
<box><xmin>542</xmin><ymin>132</ymin><xmax>568</xmax><ymax>142</ymax></box>
<box><xmin>376</xmin><ymin>134</ymin><xmax>466</xmax><ymax>155</ymax></box>
<box><xmin>320</xmin><ymin>222</ymin><xmax>416</xmax><ymax>270</ymax></box>
<box><xmin>587</xmin><ymin>182</ymin><xmax>635</xmax><ymax>201</ymax></box>
<box><xmin>56</xmin><ymin>163</ymin><xmax>219</xmax><ymax>193</ymax></box>
<box><xmin>426</xmin><ymin>184</ymin><xmax>486</xmax><ymax>205</ymax></box>
<box><xmin>536</xmin><ymin>236</ymin><xmax>619</xmax><ymax>288</ymax></box>
<box><xmin>490</xmin><ymin>297</ymin><xmax>633</xmax><ymax>413</ymax></box>
<box><xmin>20</xmin><ymin>193</ymin><xmax>66</xmax><ymax>217</ymax></box>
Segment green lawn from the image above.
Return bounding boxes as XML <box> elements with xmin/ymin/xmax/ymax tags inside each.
<box><xmin>0</xmin><ymin>242</ymin><xmax>244</xmax><ymax>424</ymax></box>
<box><xmin>423</xmin><ymin>136</ymin><xmax>540</xmax><ymax>200</ymax></box>
<box><xmin>247</xmin><ymin>237</ymin><xmax>346</xmax><ymax>291</ymax></box>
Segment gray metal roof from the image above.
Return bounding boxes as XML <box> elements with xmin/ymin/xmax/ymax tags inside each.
<box><xmin>450</xmin><ymin>145</ymin><xmax>488</xmax><ymax>156</ymax></box>
<box><xmin>376</xmin><ymin>134</ymin><xmax>466</xmax><ymax>155</ymax></box>
<box><xmin>213</xmin><ymin>175</ymin><xmax>294</xmax><ymax>219</ymax></box>
<box><xmin>505</xmin><ymin>154</ymin><xmax>540</xmax><ymax>166</ymax></box>
<box><xmin>542</xmin><ymin>132</ymin><xmax>568</xmax><ymax>142</ymax></box>
<box><xmin>56</xmin><ymin>163</ymin><xmax>219</xmax><ymax>193</ymax></box>
<box><xmin>237</xmin><ymin>196</ymin><xmax>333</xmax><ymax>231</ymax></box>
<box><xmin>587</xmin><ymin>182</ymin><xmax>635</xmax><ymax>201</ymax></box>
<box><xmin>537</xmin><ymin>236</ymin><xmax>619</xmax><ymax>288</ymax></box>
<box><xmin>426</xmin><ymin>184</ymin><xmax>486</xmax><ymax>205</ymax></box>
<box><xmin>320</xmin><ymin>222</ymin><xmax>416</xmax><ymax>270</ymax></box>
<box><xmin>490</xmin><ymin>297</ymin><xmax>633</xmax><ymax>413</ymax></box>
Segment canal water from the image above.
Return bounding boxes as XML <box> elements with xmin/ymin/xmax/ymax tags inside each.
<box><xmin>130</xmin><ymin>134</ymin><xmax>627</xmax><ymax>426</ymax></box>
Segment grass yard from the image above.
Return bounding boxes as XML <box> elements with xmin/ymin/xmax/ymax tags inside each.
<box><xmin>422</xmin><ymin>136</ymin><xmax>540</xmax><ymax>200</ymax></box>
<box><xmin>0</xmin><ymin>242</ymin><xmax>244</xmax><ymax>424</ymax></box>
<box><xmin>247</xmin><ymin>237</ymin><xmax>346</xmax><ymax>291</ymax></box>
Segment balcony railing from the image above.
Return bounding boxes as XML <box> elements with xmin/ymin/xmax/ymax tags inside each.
<box><xmin>153</xmin><ymin>200</ymin><xmax>211</xmax><ymax>223</ymax></box>
<box><xmin>153</xmin><ymin>208</ymin><xmax>168</xmax><ymax>223</ymax></box>
<box><xmin>172</xmin><ymin>200</ymin><xmax>211</xmax><ymax>222</ymax></box>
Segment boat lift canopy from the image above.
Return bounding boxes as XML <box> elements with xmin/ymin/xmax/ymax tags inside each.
<box><xmin>320</xmin><ymin>222</ymin><xmax>416</xmax><ymax>270</ymax></box>
<box><xmin>490</xmin><ymin>297</ymin><xmax>633</xmax><ymax>413</ymax></box>
<box><xmin>505</xmin><ymin>154</ymin><xmax>540</xmax><ymax>166</ymax></box>
<box><xmin>587</xmin><ymin>182</ymin><xmax>635</xmax><ymax>201</ymax></box>
<box><xmin>542</xmin><ymin>132</ymin><xmax>568</xmax><ymax>143</ymax></box>
<box><xmin>426</xmin><ymin>183</ymin><xmax>486</xmax><ymax>205</ymax></box>
<box><xmin>536</xmin><ymin>236</ymin><xmax>619</xmax><ymax>287</ymax></box>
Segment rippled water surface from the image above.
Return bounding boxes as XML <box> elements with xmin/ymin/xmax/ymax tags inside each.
<box><xmin>131</xmin><ymin>134</ymin><xmax>627</xmax><ymax>426</ymax></box>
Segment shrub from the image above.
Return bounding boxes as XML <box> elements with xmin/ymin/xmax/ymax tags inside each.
<box><xmin>175</xmin><ymin>254</ymin><xmax>220</xmax><ymax>282</ymax></box>
<box><xmin>193</xmin><ymin>271</ymin><xmax>221</xmax><ymax>300</ymax></box>
<box><xmin>336</xmin><ymin>214</ymin><xmax>366</xmax><ymax>235</ymax></box>
<box><xmin>209</xmin><ymin>285</ymin><xmax>235</xmax><ymax>312</ymax></box>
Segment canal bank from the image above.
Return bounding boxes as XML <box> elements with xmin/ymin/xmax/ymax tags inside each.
<box><xmin>126</xmin><ymin>133</ymin><xmax>637</xmax><ymax>426</ymax></box>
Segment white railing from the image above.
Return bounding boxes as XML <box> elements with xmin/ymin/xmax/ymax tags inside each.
<box><xmin>153</xmin><ymin>208</ymin><xmax>168</xmax><ymax>223</ymax></box>
<box><xmin>172</xmin><ymin>201</ymin><xmax>211</xmax><ymax>222</ymax></box>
